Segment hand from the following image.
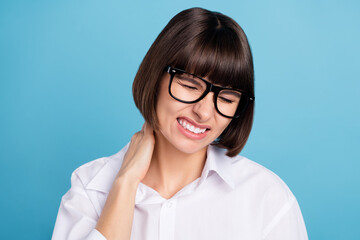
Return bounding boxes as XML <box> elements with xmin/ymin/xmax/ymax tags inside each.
<box><xmin>117</xmin><ymin>122</ymin><xmax>155</xmax><ymax>183</ymax></box>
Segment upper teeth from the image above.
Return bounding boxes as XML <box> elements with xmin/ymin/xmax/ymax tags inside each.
<box><xmin>178</xmin><ymin>119</ymin><xmax>207</xmax><ymax>134</ymax></box>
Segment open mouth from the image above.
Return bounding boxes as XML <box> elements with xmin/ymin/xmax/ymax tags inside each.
<box><xmin>177</xmin><ymin>118</ymin><xmax>210</xmax><ymax>134</ymax></box>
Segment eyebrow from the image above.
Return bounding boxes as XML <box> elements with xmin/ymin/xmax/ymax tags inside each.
<box><xmin>177</xmin><ymin>74</ymin><xmax>203</xmax><ymax>87</ymax></box>
<box><xmin>219</xmin><ymin>90</ymin><xmax>242</xmax><ymax>97</ymax></box>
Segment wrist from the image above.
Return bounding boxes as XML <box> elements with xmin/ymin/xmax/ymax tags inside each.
<box><xmin>115</xmin><ymin>174</ymin><xmax>141</xmax><ymax>188</ymax></box>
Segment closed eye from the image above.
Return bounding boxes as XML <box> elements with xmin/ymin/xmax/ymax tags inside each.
<box><xmin>180</xmin><ymin>84</ymin><xmax>198</xmax><ymax>90</ymax></box>
<box><xmin>219</xmin><ymin>97</ymin><xmax>234</xmax><ymax>103</ymax></box>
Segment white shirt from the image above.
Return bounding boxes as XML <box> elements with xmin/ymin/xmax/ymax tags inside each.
<box><xmin>52</xmin><ymin>144</ymin><xmax>308</xmax><ymax>240</ymax></box>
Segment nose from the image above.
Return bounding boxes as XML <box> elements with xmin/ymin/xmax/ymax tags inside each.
<box><xmin>192</xmin><ymin>92</ymin><xmax>215</xmax><ymax>121</ymax></box>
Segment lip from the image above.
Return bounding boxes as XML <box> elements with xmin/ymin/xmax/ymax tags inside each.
<box><xmin>176</xmin><ymin>117</ymin><xmax>210</xmax><ymax>140</ymax></box>
<box><xmin>177</xmin><ymin>117</ymin><xmax>211</xmax><ymax>130</ymax></box>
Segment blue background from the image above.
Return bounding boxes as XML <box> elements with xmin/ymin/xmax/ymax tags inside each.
<box><xmin>1</xmin><ymin>0</ymin><xmax>359</xmax><ymax>239</ymax></box>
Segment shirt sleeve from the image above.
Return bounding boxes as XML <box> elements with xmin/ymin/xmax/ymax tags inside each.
<box><xmin>261</xmin><ymin>182</ymin><xmax>308</xmax><ymax>240</ymax></box>
<box><xmin>52</xmin><ymin>171</ymin><xmax>107</xmax><ymax>240</ymax></box>
<box><xmin>262</xmin><ymin>197</ymin><xmax>308</xmax><ymax>240</ymax></box>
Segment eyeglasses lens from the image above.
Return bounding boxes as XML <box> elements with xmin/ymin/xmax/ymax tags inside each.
<box><xmin>170</xmin><ymin>73</ymin><xmax>243</xmax><ymax>117</ymax></box>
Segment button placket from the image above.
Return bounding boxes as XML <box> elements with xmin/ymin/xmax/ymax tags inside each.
<box><xmin>159</xmin><ymin>199</ymin><xmax>177</xmax><ymax>240</ymax></box>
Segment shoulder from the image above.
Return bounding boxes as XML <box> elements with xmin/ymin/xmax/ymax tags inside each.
<box><xmin>70</xmin><ymin>143</ymin><xmax>129</xmax><ymax>192</ymax></box>
<box><xmin>72</xmin><ymin>157</ymin><xmax>109</xmax><ymax>183</ymax></box>
<box><xmin>228</xmin><ymin>156</ymin><xmax>307</xmax><ymax>238</ymax></box>
<box><xmin>229</xmin><ymin>154</ymin><xmax>295</xmax><ymax>202</ymax></box>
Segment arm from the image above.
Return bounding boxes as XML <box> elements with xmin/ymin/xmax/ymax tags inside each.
<box><xmin>261</xmin><ymin>181</ymin><xmax>308</xmax><ymax>240</ymax></box>
<box><xmin>95</xmin><ymin>176</ymin><xmax>139</xmax><ymax>240</ymax></box>
<box><xmin>52</xmin><ymin>123</ymin><xmax>154</xmax><ymax>240</ymax></box>
<box><xmin>95</xmin><ymin>123</ymin><xmax>155</xmax><ymax>240</ymax></box>
<box><xmin>262</xmin><ymin>197</ymin><xmax>308</xmax><ymax>240</ymax></box>
<box><xmin>52</xmin><ymin>172</ymin><xmax>106</xmax><ymax>240</ymax></box>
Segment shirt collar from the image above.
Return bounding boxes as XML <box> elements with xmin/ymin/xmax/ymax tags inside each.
<box><xmin>85</xmin><ymin>143</ymin><xmax>129</xmax><ymax>193</ymax></box>
<box><xmin>85</xmin><ymin>143</ymin><xmax>235</xmax><ymax>194</ymax></box>
<box><xmin>198</xmin><ymin>144</ymin><xmax>235</xmax><ymax>190</ymax></box>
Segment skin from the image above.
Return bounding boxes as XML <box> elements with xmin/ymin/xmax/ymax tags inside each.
<box><xmin>142</xmin><ymin>74</ymin><xmax>232</xmax><ymax>198</ymax></box>
<box><xmin>96</xmin><ymin>73</ymin><xmax>232</xmax><ymax>239</ymax></box>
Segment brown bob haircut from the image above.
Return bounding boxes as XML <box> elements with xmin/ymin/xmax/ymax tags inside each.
<box><xmin>133</xmin><ymin>7</ymin><xmax>254</xmax><ymax>157</ymax></box>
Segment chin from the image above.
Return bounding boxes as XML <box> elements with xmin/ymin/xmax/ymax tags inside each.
<box><xmin>169</xmin><ymin>138</ymin><xmax>209</xmax><ymax>155</ymax></box>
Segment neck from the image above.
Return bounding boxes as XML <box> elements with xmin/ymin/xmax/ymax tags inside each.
<box><xmin>141</xmin><ymin>131</ymin><xmax>207</xmax><ymax>199</ymax></box>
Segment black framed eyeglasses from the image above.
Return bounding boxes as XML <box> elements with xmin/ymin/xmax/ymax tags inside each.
<box><xmin>166</xmin><ymin>66</ymin><xmax>254</xmax><ymax>118</ymax></box>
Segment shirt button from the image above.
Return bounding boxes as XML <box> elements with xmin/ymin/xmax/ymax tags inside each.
<box><xmin>166</xmin><ymin>201</ymin><xmax>173</xmax><ymax>208</ymax></box>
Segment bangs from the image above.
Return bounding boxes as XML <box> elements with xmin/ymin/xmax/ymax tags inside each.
<box><xmin>134</xmin><ymin>7</ymin><xmax>255</xmax><ymax>156</ymax></box>
<box><xmin>169</xmin><ymin>27</ymin><xmax>253</xmax><ymax>92</ymax></box>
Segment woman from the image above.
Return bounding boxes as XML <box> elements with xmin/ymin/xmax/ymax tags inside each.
<box><xmin>52</xmin><ymin>7</ymin><xmax>308</xmax><ymax>240</ymax></box>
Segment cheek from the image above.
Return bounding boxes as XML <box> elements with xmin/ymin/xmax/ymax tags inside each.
<box><xmin>217</xmin><ymin>119</ymin><xmax>232</xmax><ymax>134</ymax></box>
<box><xmin>156</xmin><ymin>88</ymin><xmax>185</xmax><ymax>129</ymax></box>
<box><xmin>157</xmin><ymin>97</ymin><xmax>182</xmax><ymax>119</ymax></box>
